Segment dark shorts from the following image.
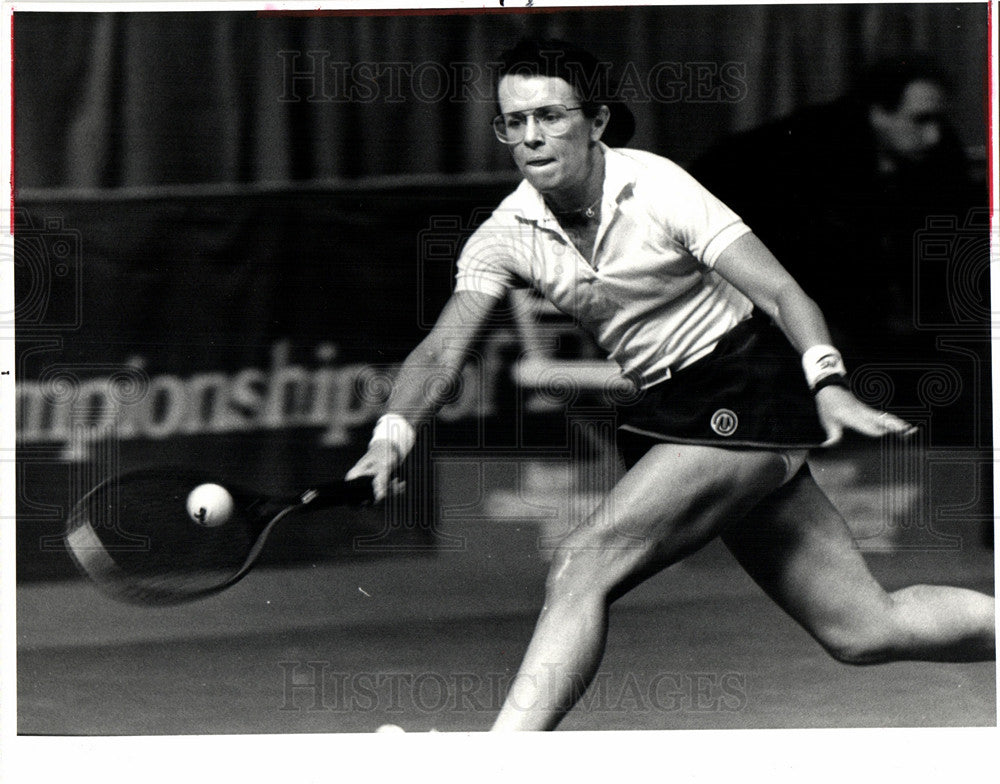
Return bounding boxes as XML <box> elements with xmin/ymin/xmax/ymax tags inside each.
<box><xmin>617</xmin><ymin>312</ymin><xmax>826</xmax><ymax>467</ymax></box>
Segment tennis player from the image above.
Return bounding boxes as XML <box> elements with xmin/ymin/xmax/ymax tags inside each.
<box><xmin>346</xmin><ymin>39</ymin><xmax>995</xmax><ymax>731</ymax></box>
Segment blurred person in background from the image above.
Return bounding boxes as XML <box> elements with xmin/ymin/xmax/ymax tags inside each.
<box><xmin>693</xmin><ymin>56</ymin><xmax>984</xmax><ymax>366</ymax></box>
<box><xmin>694</xmin><ymin>56</ymin><xmax>991</xmax><ymax>551</ymax></box>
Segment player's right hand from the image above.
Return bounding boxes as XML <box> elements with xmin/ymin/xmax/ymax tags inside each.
<box><xmin>345</xmin><ymin>438</ymin><xmax>406</xmax><ymax>502</ymax></box>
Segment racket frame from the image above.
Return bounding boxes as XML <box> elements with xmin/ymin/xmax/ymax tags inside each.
<box><xmin>64</xmin><ymin>469</ymin><xmax>374</xmax><ymax>605</ymax></box>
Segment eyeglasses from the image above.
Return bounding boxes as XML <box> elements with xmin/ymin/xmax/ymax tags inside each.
<box><xmin>492</xmin><ymin>105</ymin><xmax>584</xmax><ymax>144</ymax></box>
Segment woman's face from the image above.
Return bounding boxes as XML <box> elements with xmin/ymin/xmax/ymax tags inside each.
<box><xmin>497</xmin><ymin>74</ymin><xmax>607</xmax><ymax>206</ymax></box>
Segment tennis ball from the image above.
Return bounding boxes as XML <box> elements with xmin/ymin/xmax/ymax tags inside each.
<box><xmin>186</xmin><ymin>483</ymin><xmax>235</xmax><ymax>527</ymax></box>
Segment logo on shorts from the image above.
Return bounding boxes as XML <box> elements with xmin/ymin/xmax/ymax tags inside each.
<box><xmin>710</xmin><ymin>409</ymin><xmax>739</xmax><ymax>436</ymax></box>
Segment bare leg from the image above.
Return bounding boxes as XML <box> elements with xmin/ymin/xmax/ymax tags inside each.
<box><xmin>491</xmin><ymin>443</ymin><xmax>790</xmax><ymax>731</ymax></box>
<box><xmin>723</xmin><ymin>468</ymin><xmax>995</xmax><ymax>663</ymax></box>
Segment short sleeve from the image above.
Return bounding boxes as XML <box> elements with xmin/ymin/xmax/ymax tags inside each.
<box><xmin>454</xmin><ymin>217</ymin><xmax>527</xmax><ymax>299</ymax></box>
<box><xmin>701</xmin><ymin>221</ymin><xmax>753</xmax><ymax>267</ymax></box>
<box><xmin>650</xmin><ymin>158</ymin><xmax>752</xmax><ymax>268</ymax></box>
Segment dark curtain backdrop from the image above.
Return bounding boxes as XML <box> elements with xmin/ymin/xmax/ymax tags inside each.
<box><xmin>14</xmin><ymin>4</ymin><xmax>988</xmax><ymax>190</ymax></box>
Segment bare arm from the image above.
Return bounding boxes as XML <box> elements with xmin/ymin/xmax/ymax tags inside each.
<box><xmin>379</xmin><ymin>290</ymin><xmax>497</xmax><ymax>424</ymax></box>
<box><xmin>714</xmin><ymin>232</ymin><xmax>914</xmax><ymax>444</ymax></box>
<box><xmin>346</xmin><ymin>290</ymin><xmax>499</xmax><ymax>498</ymax></box>
<box><xmin>713</xmin><ymin>232</ymin><xmax>831</xmax><ymax>352</ymax></box>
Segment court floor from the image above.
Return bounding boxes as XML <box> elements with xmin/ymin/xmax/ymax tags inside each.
<box><xmin>14</xmin><ymin>441</ymin><xmax>996</xmax><ymax>734</ymax></box>
<box><xmin>17</xmin><ymin>533</ymin><xmax>995</xmax><ymax>734</ymax></box>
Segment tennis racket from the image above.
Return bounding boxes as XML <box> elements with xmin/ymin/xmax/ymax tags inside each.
<box><xmin>64</xmin><ymin>468</ymin><xmax>375</xmax><ymax>606</ymax></box>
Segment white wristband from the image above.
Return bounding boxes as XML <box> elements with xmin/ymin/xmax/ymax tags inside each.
<box><xmin>801</xmin><ymin>344</ymin><xmax>847</xmax><ymax>389</ymax></box>
<box><xmin>369</xmin><ymin>414</ymin><xmax>416</xmax><ymax>460</ymax></box>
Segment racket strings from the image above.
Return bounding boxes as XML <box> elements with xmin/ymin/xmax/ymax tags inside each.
<box><xmin>68</xmin><ymin>474</ymin><xmax>258</xmax><ymax>601</ymax></box>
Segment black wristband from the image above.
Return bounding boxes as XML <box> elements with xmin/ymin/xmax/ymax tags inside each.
<box><xmin>811</xmin><ymin>374</ymin><xmax>848</xmax><ymax>394</ymax></box>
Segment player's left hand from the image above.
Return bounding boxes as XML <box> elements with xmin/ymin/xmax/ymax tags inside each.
<box><xmin>814</xmin><ymin>385</ymin><xmax>917</xmax><ymax>447</ymax></box>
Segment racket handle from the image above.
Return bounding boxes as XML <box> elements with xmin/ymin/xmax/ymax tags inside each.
<box><xmin>300</xmin><ymin>476</ymin><xmax>376</xmax><ymax>509</ymax></box>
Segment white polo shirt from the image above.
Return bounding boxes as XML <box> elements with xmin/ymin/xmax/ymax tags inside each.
<box><xmin>455</xmin><ymin>146</ymin><xmax>754</xmax><ymax>388</ymax></box>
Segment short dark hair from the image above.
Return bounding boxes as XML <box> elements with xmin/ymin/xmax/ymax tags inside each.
<box><xmin>497</xmin><ymin>38</ymin><xmax>610</xmax><ymax>118</ymax></box>
<box><xmin>496</xmin><ymin>38</ymin><xmax>636</xmax><ymax>146</ymax></box>
<box><xmin>853</xmin><ymin>55</ymin><xmax>954</xmax><ymax>111</ymax></box>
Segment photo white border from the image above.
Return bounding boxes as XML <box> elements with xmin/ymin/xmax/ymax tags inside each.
<box><xmin>1</xmin><ymin>1</ymin><xmax>996</xmax><ymax>782</ymax></box>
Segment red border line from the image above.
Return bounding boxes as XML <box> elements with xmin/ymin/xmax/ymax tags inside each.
<box><xmin>988</xmin><ymin>0</ymin><xmax>994</xmax><ymax>219</ymax></box>
<box><xmin>257</xmin><ymin>5</ymin><xmax>609</xmax><ymax>18</ymax></box>
<box><xmin>9</xmin><ymin>9</ymin><xmax>14</xmax><ymax>230</ymax></box>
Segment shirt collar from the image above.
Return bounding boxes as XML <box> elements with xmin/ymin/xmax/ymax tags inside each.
<box><xmin>513</xmin><ymin>144</ymin><xmax>637</xmax><ymax>225</ymax></box>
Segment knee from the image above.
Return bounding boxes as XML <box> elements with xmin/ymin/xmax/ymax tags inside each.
<box><xmin>543</xmin><ymin>544</ymin><xmax>609</xmax><ymax>605</ymax></box>
<box><xmin>544</xmin><ymin>525</ymin><xmax>640</xmax><ymax>605</ymax></box>
<box><xmin>820</xmin><ymin>632</ymin><xmax>893</xmax><ymax>665</ymax></box>
<box><xmin>813</xmin><ymin>610</ymin><xmax>902</xmax><ymax>665</ymax></box>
